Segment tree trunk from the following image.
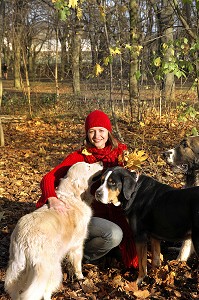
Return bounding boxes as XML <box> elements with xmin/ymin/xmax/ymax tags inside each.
<box><xmin>129</xmin><ymin>0</ymin><xmax>139</xmax><ymax>121</ymax></box>
<box><xmin>0</xmin><ymin>0</ymin><xmax>5</xmax><ymax>147</ymax></box>
<box><xmin>13</xmin><ymin>39</ymin><xmax>22</xmax><ymax>89</ymax></box>
<box><xmin>60</xmin><ymin>40</ymin><xmax>67</xmax><ymax>80</ymax></box>
<box><xmin>161</xmin><ymin>0</ymin><xmax>175</xmax><ymax>103</ymax></box>
<box><xmin>71</xmin><ymin>17</ymin><xmax>82</xmax><ymax>95</ymax></box>
<box><xmin>0</xmin><ymin>0</ymin><xmax>5</xmax><ymax>107</ymax></box>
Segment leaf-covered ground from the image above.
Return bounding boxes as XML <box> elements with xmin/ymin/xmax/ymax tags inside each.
<box><xmin>0</xmin><ymin>108</ymin><xmax>198</xmax><ymax>299</ymax></box>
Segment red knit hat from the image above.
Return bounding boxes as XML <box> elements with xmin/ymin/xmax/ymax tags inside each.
<box><xmin>85</xmin><ymin>110</ymin><xmax>112</xmax><ymax>132</ymax></box>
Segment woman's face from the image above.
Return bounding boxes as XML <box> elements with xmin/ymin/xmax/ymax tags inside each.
<box><xmin>87</xmin><ymin>127</ymin><xmax>109</xmax><ymax>149</ymax></box>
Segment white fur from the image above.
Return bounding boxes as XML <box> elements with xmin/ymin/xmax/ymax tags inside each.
<box><xmin>165</xmin><ymin>148</ymin><xmax>175</xmax><ymax>164</ymax></box>
<box><xmin>96</xmin><ymin>171</ymin><xmax>112</xmax><ymax>204</ymax></box>
<box><xmin>4</xmin><ymin>162</ymin><xmax>103</xmax><ymax>300</ymax></box>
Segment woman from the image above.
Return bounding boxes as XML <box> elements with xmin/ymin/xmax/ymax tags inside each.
<box><xmin>36</xmin><ymin>110</ymin><xmax>138</xmax><ymax>269</ymax></box>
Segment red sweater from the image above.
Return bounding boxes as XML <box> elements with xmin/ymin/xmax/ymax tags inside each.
<box><xmin>36</xmin><ymin>143</ymin><xmax>138</xmax><ymax>269</ymax></box>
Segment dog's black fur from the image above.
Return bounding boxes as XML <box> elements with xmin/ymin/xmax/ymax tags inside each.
<box><xmin>95</xmin><ymin>166</ymin><xmax>199</xmax><ymax>284</ymax></box>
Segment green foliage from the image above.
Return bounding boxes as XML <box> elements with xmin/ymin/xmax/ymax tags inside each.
<box><xmin>54</xmin><ymin>1</ymin><xmax>70</xmax><ymax>21</ymax></box>
<box><xmin>177</xmin><ymin>102</ymin><xmax>199</xmax><ymax>122</ymax></box>
<box><xmin>152</xmin><ymin>36</ymin><xmax>199</xmax><ymax>84</ymax></box>
<box><xmin>152</xmin><ymin>41</ymin><xmax>187</xmax><ymax>81</ymax></box>
<box><xmin>53</xmin><ymin>0</ymin><xmax>81</xmax><ymax>21</ymax></box>
<box><xmin>191</xmin><ymin>127</ymin><xmax>198</xmax><ymax>136</ymax></box>
<box><xmin>135</xmin><ymin>70</ymin><xmax>141</xmax><ymax>80</ymax></box>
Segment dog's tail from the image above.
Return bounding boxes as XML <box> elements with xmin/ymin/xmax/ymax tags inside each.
<box><xmin>4</xmin><ymin>240</ymin><xmax>27</xmax><ymax>299</ymax></box>
<box><xmin>19</xmin><ymin>262</ymin><xmax>63</xmax><ymax>300</ymax></box>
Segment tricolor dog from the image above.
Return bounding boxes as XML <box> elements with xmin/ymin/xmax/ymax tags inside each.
<box><xmin>164</xmin><ymin>135</ymin><xmax>199</xmax><ymax>261</ymax></box>
<box><xmin>95</xmin><ymin>166</ymin><xmax>199</xmax><ymax>285</ymax></box>
<box><xmin>164</xmin><ymin>135</ymin><xmax>199</xmax><ymax>187</ymax></box>
<box><xmin>5</xmin><ymin>162</ymin><xmax>103</xmax><ymax>300</ymax></box>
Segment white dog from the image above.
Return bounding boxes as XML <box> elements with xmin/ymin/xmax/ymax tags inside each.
<box><xmin>4</xmin><ymin>162</ymin><xmax>103</xmax><ymax>300</ymax></box>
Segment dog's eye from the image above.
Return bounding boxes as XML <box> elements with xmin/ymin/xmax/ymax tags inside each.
<box><xmin>181</xmin><ymin>140</ymin><xmax>188</xmax><ymax>148</ymax></box>
<box><xmin>108</xmin><ymin>180</ymin><xmax>116</xmax><ymax>186</ymax></box>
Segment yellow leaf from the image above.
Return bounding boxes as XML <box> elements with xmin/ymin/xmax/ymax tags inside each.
<box><xmin>104</xmin><ymin>56</ymin><xmax>110</xmax><ymax>66</ymax></box>
<box><xmin>76</xmin><ymin>7</ymin><xmax>82</xmax><ymax>19</ymax></box>
<box><xmin>109</xmin><ymin>47</ymin><xmax>121</xmax><ymax>56</ymax></box>
<box><xmin>162</xmin><ymin>43</ymin><xmax>168</xmax><ymax>50</ymax></box>
<box><xmin>82</xmin><ymin>148</ymin><xmax>92</xmax><ymax>156</ymax></box>
<box><xmin>139</xmin><ymin>121</ymin><xmax>145</xmax><ymax>127</ymax></box>
<box><xmin>126</xmin><ymin>150</ymin><xmax>148</xmax><ymax>170</ymax></box>
<box><xmin>154</xmin><ymin>57</ymin><xmax>161</xmax><ymax>67</ymax></box>
<box><xmin>68</xmin><ymin>0</ymin><xmax>78</xmax><ymax>8</ymax></box>
<box><xmin>35</xmin><ymin>121</ymin><xmax>41</xmax><ymax>126</ymax></box>
<box><xmin>99</xmin><ymin>5</ymin><xmax>106</xmax><ymax>21</ymax></box>
<box><xmin>94</xmin><ymin>63</ymin><xmax>104</xmax><ymax>77</ymax></box>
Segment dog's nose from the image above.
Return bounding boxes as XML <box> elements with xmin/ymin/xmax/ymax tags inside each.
<box><xmin>163</xmin><ymin>150</ymin><xmax>171</xmax><ymax>158</ymax></box>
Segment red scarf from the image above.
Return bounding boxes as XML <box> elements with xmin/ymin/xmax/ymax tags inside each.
<box><xmin>82</xmin><ymin>144</ymin><xmax>125</xmax><ymax>168</ymax></box>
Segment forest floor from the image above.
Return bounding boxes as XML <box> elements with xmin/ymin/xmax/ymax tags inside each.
<box><xmin>0</xmin><ymin>81</ymin><xmax>199</xmax><ymax>299</ymax></box>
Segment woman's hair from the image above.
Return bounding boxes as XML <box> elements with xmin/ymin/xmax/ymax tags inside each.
<box><xmin>84</xmin><ymin>131</ymin><xmax>118</xmax><ymax>149</ymax></box>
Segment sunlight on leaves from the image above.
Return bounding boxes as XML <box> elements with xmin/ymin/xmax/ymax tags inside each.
<box><xmin>109</xmin><ymin>47</ymin><xmax>121</xmax><ymax>55</ymax></box>
<box><xmin>118</xmin><ymin>150</ymin><xmax>148</xmax><ymax>170</ymax></box>
<box><xmin>154</xmin><ymin>57</ymin><xmax>161</xmax><ymax>67</ymax></box>
<box><xmin>68</xmin><ymin>0</ymin><xmax>78</xmax><ymax>8</ymax></box>
<box><xmin>94</xmin><ymin>63</ymin><xmax>104</xmax><ymax>76</ymax></box>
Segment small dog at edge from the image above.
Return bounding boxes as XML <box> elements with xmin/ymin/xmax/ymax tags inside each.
<box><xmin>164</xmin><ymin>135</ymin><xmax>199</xmax><ymax>261</ymax></box>
<box><xmin>4</xmin><ymin>162</ymin><xmax>103</xmax><ymax>300</ymax></box>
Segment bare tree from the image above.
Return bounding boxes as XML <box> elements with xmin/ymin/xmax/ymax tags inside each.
<box><xmin>0</xmin><ymin>0</ymin><xmax>5</xmax><ymax>146</ymax></box>
<box><xmin>71</xmin><ymin>13</ymin><xmax>82</xmax><ymax>95</ymax></box>
<box><xmin>129</xmin><ymin>0</ymin><xmax>139</xmax><ymax>120</ymax></box>
<box><xmin>161</xmin><ymin>0</ymin><xmax>175</xmax><ymax>103</ymax></box>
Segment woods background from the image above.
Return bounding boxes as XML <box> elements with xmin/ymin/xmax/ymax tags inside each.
<box><xmin>0</xmin><ymin>0</ymin><xmax>199</xmax><ymax>125</ymax></box>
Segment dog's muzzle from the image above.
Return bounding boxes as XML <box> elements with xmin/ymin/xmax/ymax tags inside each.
<box><xmin>163</xmin><ymin>149</ymin><xmax>175</xmax><ymax>164</ymax></box>
<box><xmin>95</xmin><ymin>189</ymin><xmax>103</xmax><ymax>201</ymax></box>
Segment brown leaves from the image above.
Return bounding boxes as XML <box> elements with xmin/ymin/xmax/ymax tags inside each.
<box><xmin>1</xmin><ymin>112</ymin><xmax>199</xmax><ymax>300</ymax></box>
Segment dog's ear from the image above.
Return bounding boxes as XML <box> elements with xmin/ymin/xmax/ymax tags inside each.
<box><xmin>122</xmin><ymin>174</ymin><xmax>137</xmax><ymax>200</ymax></box>
<box><xmin>190</xmin><ymin>137</ymin><xmax>199</xmax><ymax>155</ymax></box>
<box><xmin>92</xmin><ymin>172</ymin><xmax>103</xmax><ymax>182</ymax></box>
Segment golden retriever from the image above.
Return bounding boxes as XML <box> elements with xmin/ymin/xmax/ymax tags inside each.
<box><xmin>4</xmin><ymin>161</ymin><xmax>103</xmax><ymax>300</ymax></box>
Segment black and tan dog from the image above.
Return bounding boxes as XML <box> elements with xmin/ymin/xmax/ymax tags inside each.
<box><xmin>164</xmin><ymin>135</ymin><xmax>199</xmax><ymax>261</ymax></box>
<box><xmin>164</xmin><ymin>135</ymin><xmax>199</xmax><ymax>187</ymax></box>
<box><xmin>95</xmin><ymin>166</ymin><xmax>199</xmax><ymax>285</ymax></box>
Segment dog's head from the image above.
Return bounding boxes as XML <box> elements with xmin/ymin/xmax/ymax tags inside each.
<box><xmin>57</xmin><ymin>162</ymin><xmax>103</xmax><ymax>203</ymax></box>
<box><xmin>95</xmin><ymin>166</ymin><xmax>138</xmax><ymax>208</ymax></box>
<box><xmin>164</xmin><ymin>136</ymin><xmax>199</xmax><ymax>172</ymax></box>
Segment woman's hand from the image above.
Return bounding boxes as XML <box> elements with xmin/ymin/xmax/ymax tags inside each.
<box><xmin>48</xmin><ymin>197</ymin><xmax>69</xmax><ymax>213</ymax></box>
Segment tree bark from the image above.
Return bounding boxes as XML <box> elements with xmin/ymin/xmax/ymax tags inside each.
<box><xmin>129</xmin><ymin>0</ymin><xmax>139</xmax><ymax>121</ymax></box>
<box><xmin>0</xmin><ymin>0</ymin><xmax>5</xmax><ymax>146</ymax></box>
<box><xmin>13</xmin><ymin>38</ymin><xmax>22</xmax><ymax>89</ymax></box>
<box><xmin>71</xmin><ymin>13</ymin><xmax>82</xmax><ymax>95</ymax></box>
<box><xmin>161</xmin><ymin>0</ymin><xmax>175</xmax><ymax>103</ymax></box>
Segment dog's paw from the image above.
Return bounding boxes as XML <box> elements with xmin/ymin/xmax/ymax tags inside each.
<box><xmin>76</xmin><ymin>272</ymin><xmax>84</xmax><ymax>280</ymax></box>
<box><xmin>136</xmin><ymin>276</ymin><xmax>145</xmax><ymax>287</ymax></box>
